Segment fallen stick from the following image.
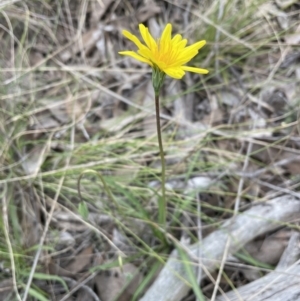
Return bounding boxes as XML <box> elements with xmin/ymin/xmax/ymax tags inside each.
<box><xmin>218</xmin><ymin>265</ymin><xmax>300</xmax><ymax>301</ymax></box>
<box><xmin>140</xmin><ymin>196</ymin><xmax>300</xmax><ymax>301</ymax></box>
<box><xmin>216</xmin><ymin>231</ymin><xmax>300</xmax><ymax>301</ymax></box>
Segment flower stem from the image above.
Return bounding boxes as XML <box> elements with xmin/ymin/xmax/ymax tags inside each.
<box><xmin>155</xmin><ymin>93</ymin><xmax>166</xmax><ymax>226</ymax></box>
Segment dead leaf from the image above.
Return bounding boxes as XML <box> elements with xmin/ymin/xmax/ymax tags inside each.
<box><xmin>244</xmin><ymin>230</ymin><xmax>290</xmax><ymax>265</ymax></box>
<box><xmin>170</xmin><ymin>80</ymin><xmax>189</xmax><ymax>123</ymax></box>
<box><xmin>257</xmin><ymin>2</ymin><xmax>289</xmax><ymax>29</ymax></box>
<box><xmin>202</xmin><ymin>94</ymin><xmax>223</xmax><ymax>126</ymax></box>
<box><xmin>21</xmin><ymin>144</ymin><xmax>49</xmax><ymax>175</ymax></box>
<box><xmin>65</xmin><ymin>93</ymin><xmax>92</xmax><ymax>122</ymax></box>
<box><xmin>218</xmin><ymin>90</ymin><xmax>240</xmax><ymax>107</ymax></box>
<box><xmin>90</xmin><ymin>0</ymin><xmax>114</xmax><ymax>28</ymax></box>
<box><xmin>75</xmin><ymin>289</ymin><xmax>92</xmax><ymax>301</ymax></box>
<box><xmin>22</xmin><ymin>210</ymin><xmax>42</xmax><ymax>248</ymax></box>
<box><xmin>95</xmin><ymin>263</ymin><xmax>143</xmax><ymax>301</ymax></box>
<box><xmin>29</xmin><ymin>50</ymin><xmax>44</xmax><ymax>66</ymax></box>
<box><xmin>65</xmin><ymin>245</ymin><xmax>94</xmax><ymax>274</ymax></box>
<box><xmin>30</xmin><ymin>112</ymin><xmax>60</xmax><ymax>135</ymax></box>
<box><xmin>48</xmin><ymin>260</ymin><xmax>75</xmax><ymax>278</ymax></box>
<box><xmin>137</xmin><ymin>0</ymin><xmax>161</xmax><ymax>23</ymax></box>
<box><xmin>60</xmin><ymin>27</ymin><xmax>103</xmax><ymax>62</ymax></box>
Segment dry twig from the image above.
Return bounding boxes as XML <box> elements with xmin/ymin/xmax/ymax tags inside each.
<box><xmin>140</xmin><ymin>196</ymin><xmax>300</xmax><ymax>301</ymax></box>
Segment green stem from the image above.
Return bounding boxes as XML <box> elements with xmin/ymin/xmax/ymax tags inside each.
<box><xmin>155</xmin><ymin>93</ymin><xmax>166</xmax><ymax>226</ymax></box>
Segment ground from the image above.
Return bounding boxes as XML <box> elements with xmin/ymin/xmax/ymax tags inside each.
<box><xmin>1</xmin><ymin>0</ymin><xmax>300</xmax><ymax>300</ymax></box>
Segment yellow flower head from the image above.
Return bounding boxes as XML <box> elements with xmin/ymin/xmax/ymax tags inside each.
<box><xmin>119</xmin><ymin>23</ymin><xmax>209</xmax><ymax>79</ymax></box>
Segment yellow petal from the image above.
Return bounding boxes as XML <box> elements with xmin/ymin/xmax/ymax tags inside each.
<box><xmin>181</xmin><ymin>66</ymin><xmax>209</xmax><ymax>74</ymax></box>
<box><xmin>164</xmin><ymin>67</ymin><xmax>185</xmax><ymax>79</ymax></box>
<box><xmin>159</xmin><ymin>24</ymin><xmax>173</xmax><ymax>55</ymax></box>
<box><xmin>155</xmin><ymin>60</ymin><xmax>168</xmax><ymax>71</ymax></box>
<box><xmin>171</xmin><ymin>34</ymin><xmax>182</xmax><ymax>44</ymax></box>
<box><xmin>138</xmin><ymin>48</ymin><xmax>156</xmax><ymax>62</ymax></box>
<box><xmin>119</xmin><ymin>51</ymin><xmax>152</xmax><ymax>65</ymax></box>
<box><xmin>122</xmin><ymin>30</ymin><xmax>146</xmax><ymax>50</ymax></box>
<box><xmin>175</xmin><ymin>39</ymin><xmax>187</xmax><ymax>50</ymax></box>
<box><xmin>161</xmin><ymin>23</ymin><xmax>172</xmax><ymax>44</ymax></box>
<box><xmin>187</xmin><ymin>40</ymin><xmax>206</xmax><ymax>51</ymax></box>
<box><xmin>177</xmin><ymin>40</ymin><xmax>206</xmax><ymax>59</ymax></box>
<box><xmin>139</xmin><ymin>24</ymin><xmax>157</xmax><ymax>50</ymax></box>
<box><xmin>168</xmin><ymin>50</ymin><xmax>198</xmax><ymax>67</ymax></box>
<box><xmin>119</xmin><ymin>24</ymin><xmax>208</xmax><ymax>80</ymax></box>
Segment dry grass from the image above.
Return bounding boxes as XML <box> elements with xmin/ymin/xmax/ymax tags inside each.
<box><xmin>0</xmin><ymin>0</ymin><xmax>300</xmax><ymax>300</ymax></box>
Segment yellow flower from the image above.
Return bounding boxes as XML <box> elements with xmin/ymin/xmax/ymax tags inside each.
<box><xmin>119</xmin><ymin>23</ymin><xmax>209</xmax><ymax>79</ymax></box>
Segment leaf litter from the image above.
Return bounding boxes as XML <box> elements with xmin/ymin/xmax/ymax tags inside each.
<box><xmin>1</xmin><ymin>0</ymin><xmax>300</xmax><ymax>300</ymax></box>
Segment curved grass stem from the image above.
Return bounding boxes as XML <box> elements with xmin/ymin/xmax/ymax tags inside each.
<box><xmin>155</xmin><ymin>94</ymin><xmax>166</xmax><ymax>226</ymax></box>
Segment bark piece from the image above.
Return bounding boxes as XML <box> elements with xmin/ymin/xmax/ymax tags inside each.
<box><xmin>216</xmin><ymin>264</ymin><xmax>300</xmax><ymax>301</ymax></box>
<box><xmin>216</xmin><ymin>231</ymin><xmax>300</xmax><ymax>300</ymax></box>
<box><xmin>140</xmin><ymin>196</ymin><xmax>300</xmax><ymax>301</ymax></box>
<box><xmin>276</xmin><ymin>231</ymin><xmax>300</xmax><ymax>271</ymax></box>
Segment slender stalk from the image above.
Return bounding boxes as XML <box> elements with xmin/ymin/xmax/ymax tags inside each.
<box><xmin>155</xmin><ymin>94</ymin><xmax>166</xmax><ymax>226</ymax></box>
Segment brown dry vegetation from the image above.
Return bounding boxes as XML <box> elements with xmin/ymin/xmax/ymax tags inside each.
<box><xmin>1</xmin><ymin>0</ymin><xmax>300</xmax><ymax>301</ymax></box>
